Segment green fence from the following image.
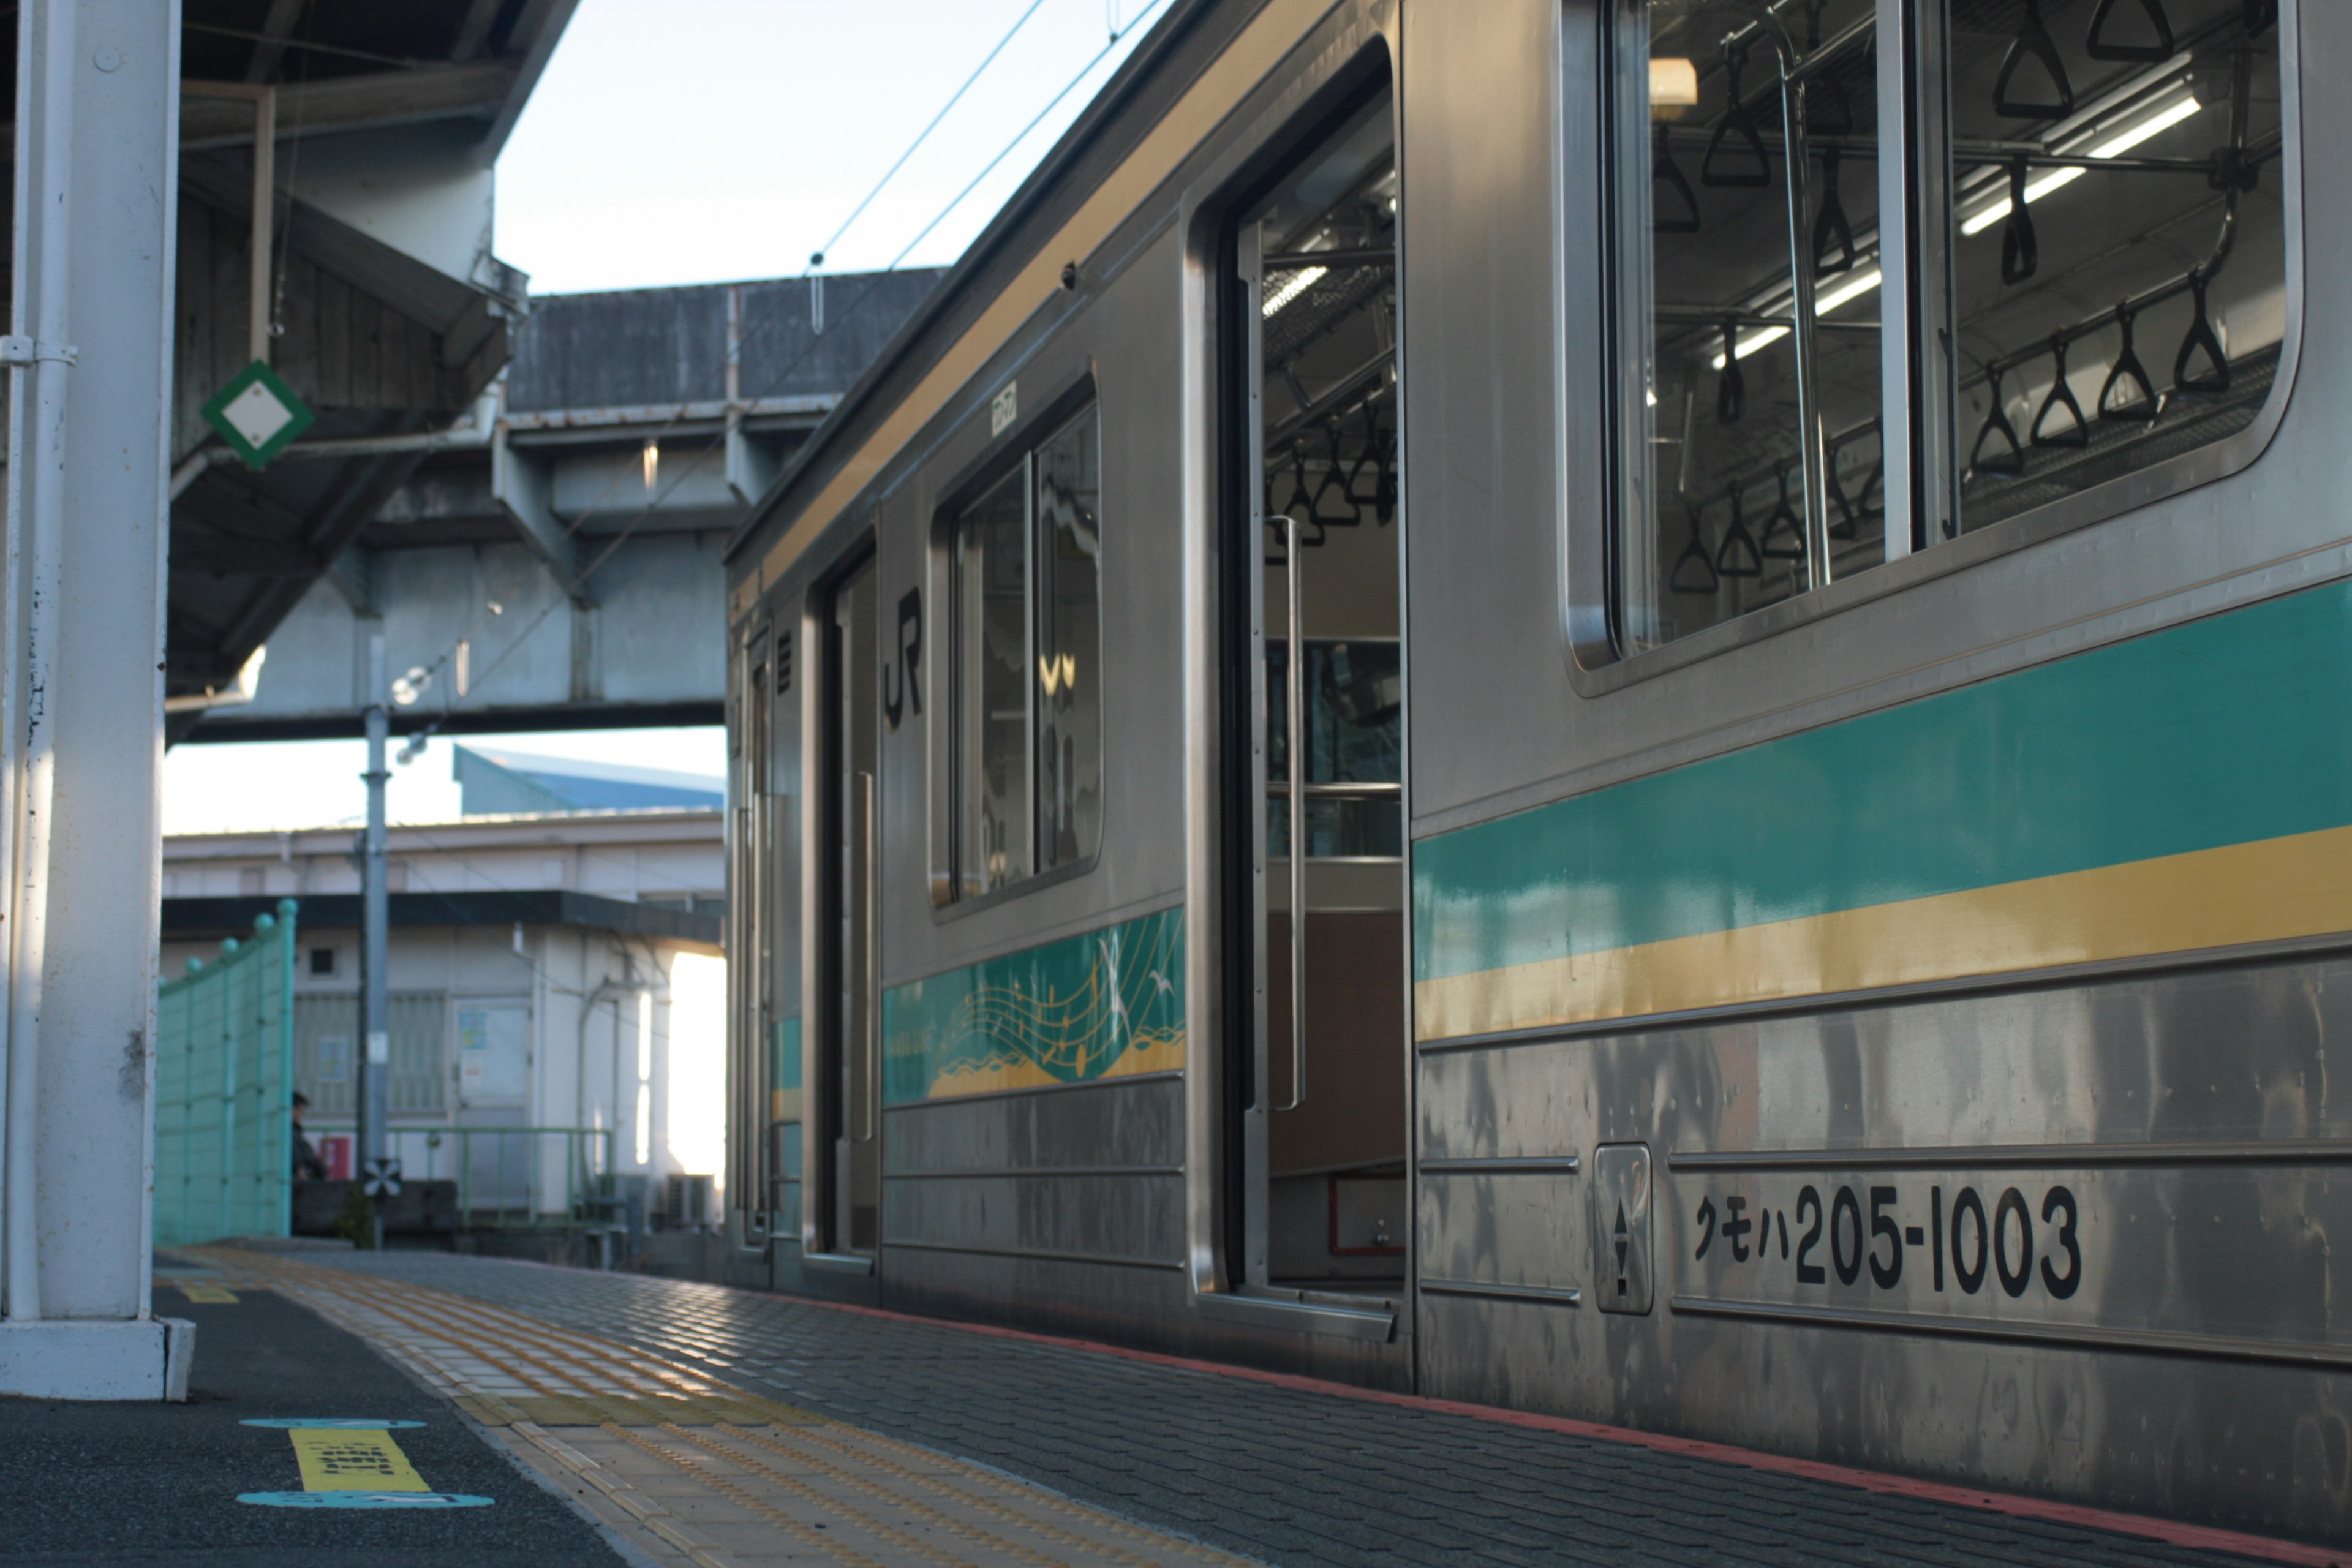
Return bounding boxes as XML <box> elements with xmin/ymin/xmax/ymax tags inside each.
<box><xmin>155</xmin><ymin>899</ymin><xmax>297</xmax><ymax>1247</ymax></box>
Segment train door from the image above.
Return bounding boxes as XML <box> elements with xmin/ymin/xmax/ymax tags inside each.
<box><xmin>821</xmin><ymin>554</ymin><xmax>881</xmax><ymax>1257</ymax></box>
<box><xmin>1229</xmin><ymin>83</ymin><xmax>1406</xmax><ymax>1297</ymax></box>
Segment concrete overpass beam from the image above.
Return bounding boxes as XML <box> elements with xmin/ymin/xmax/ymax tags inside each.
<box><xmin>492</xmin><ymin>424</ymin><xmax>595</xmax><ymax>608</ymax></box>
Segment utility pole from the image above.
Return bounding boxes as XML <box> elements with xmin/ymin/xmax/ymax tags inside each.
<box><xmin>360</xmin><ymin>630</ymin><xmax>390</xmax><ymax>1247</ymax></box>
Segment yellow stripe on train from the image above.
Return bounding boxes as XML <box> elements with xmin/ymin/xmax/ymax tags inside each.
<box><xmin>1414</xmin><ymin>821</ymin><xmax>2352</xmax><ymax>1040</ymax></box>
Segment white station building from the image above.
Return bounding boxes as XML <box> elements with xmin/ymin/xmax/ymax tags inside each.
<box><xmin>160</xmin><ymin>788</ymin><xmax>726</xmax><ymax>1229</ymax></box>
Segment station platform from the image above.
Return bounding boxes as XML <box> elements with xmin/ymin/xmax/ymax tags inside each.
<box><xmin>10</xmin><ymin>1244</ymin><xmax>2339</xmax><ymax>1568</ymax></box>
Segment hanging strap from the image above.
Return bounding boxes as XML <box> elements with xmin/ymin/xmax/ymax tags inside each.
<box><xmin>2173</xmin><ymin>268</ymin><xmax>2231</xmax><ymax>396</ymax></box>
<box><xmin>1801</xmin><ymin>0</ymin><xmax>1856</xmax><ymax>136</ymax></box>
<box><xmin>1812</xmin><ymin>148</ymin><xmax>1855</xmax><ymax>277</ymax></box>
<box><xmin>1994</xmin><ymin>0</ymin><xmax>2075</xmax><ymax>119</ymax></box>
<box><xmin>2031</xmin><ymin>338</ymin><xmax>2090</xmax><ymax>448</ymax></box>
<box><xmin>1311</xmin><ymin>424</ymin><xmax>1360</xmax><ymax>527</ymax></box>
<box><xmin>1702</xmin><ymin>44</ymin><xmax>1773</xmax><ymax>189</ymax></box>
<box><xmin>2000</xmin><ymin>158</ymin><xmax>2038</xmax><ymax>285</ymax></box>
<box><xmin>1758</xmin><ymin>464</ymin><xmax>1806</xmax><ymax>560</ymax></box>
<box><xmin>1970</xmin><ymin>369</ymin><xmax>2027</xmax><ymax>477</ymax></box>
<box><xmin>2086</xmin><ymin>0</ymin><xmax>2175</xmax><ymax>62</ymax></box>
<box><xmin>1714</xmin><ymin>487</ymin><xmax>1763</xmax><ymax>578</ymax></box>
<box><xmin>2098</xmin><ymin>304</ymin><xmax>2158</xmax><ymax>420</ymax></box>
<box><xmin>1825</xmin><ymin>452</ymin><xmax>1860</xmax><ymax>541</ymax></box>
<box><xmin>1653</xmin><ymin>124</ymin><xmax>1702</xmax><ymax>235</ymax></box>
<box><xmin>1670</xmin><ymin>507</ymin><xmax>1721</xmax><ymax>596</ymax></box>
<box><xmin>1716</xmin><ymin>320</ymin><xmax>1746</xmax><ymax>426</ymax></box>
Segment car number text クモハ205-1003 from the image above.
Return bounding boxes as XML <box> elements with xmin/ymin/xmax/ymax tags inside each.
<box><xmin>1692</xmin><ymin>1183</ymin><xmax>2082</xmax><ymax>1302</ymax></box>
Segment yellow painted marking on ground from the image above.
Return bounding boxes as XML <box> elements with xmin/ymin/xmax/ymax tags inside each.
<box><xmin>458</xmin><ymin>1391</ymin><xmax>821</xmax><ymax>1428</ymax></box>
<box><xmin>178</xmin><ymin>1284</ymin><xmax>238</xmax><ymax>1303</ymax></box>
<box><xmin>193</xmin><ymin>1243</ymin><xmax>1256</xmax><ymax>1565</ymax></box>
<box><xmin>289</xmin><ymin>1427</ymin><xmax>430</xmax><ymax>1493</ymax></box>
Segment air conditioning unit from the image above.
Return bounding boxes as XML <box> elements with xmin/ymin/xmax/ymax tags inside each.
<box><xmin>662</xmin><ymin>1173</ymin><xmax>714</xmax><ymax>1231</ymax></box>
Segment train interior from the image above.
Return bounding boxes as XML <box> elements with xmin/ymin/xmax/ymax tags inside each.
<box><xmin>1243</xmin><ymin>86</ymin><xmax>1407</xmax><ymax>1292</ymax></box>
<box><xmin>1624</xmin><ymin>0</ymin><xmax>2285</xmax><ymax>652</ymax></box>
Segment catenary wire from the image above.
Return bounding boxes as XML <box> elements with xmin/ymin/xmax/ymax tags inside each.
<box><xmin>389</xmin><ymin>0</ymin><xmax>1172</xmax><ymax>750</ymax></box>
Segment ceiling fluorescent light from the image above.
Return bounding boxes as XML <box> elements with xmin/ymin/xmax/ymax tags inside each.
<box><xmin>1710</xmin><ymin>325</ymin><xmax>1789</xmax><ymax>370</ymax></box>
<box><xmin>1816</xmin><ymin>266</ymin><xmax>1883</xmax><ymax>315</ymax></box>
<box><xmin>1262</xmin><ymin>266</ymin><xmax>1326</xmax><ymax>317</ymax></box>
<box><xmin>1705</xmin><ymin>266</ymin><xmax>1883</xmax><ymax>368</ymax></box>
<box><xmin>1961</xmin><ymin>90</ymin><xmax>2204</xmax><ymax>237</ymax></box>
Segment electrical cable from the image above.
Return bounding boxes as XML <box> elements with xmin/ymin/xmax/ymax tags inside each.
<box><xmin>807</xmin><ymin>0</ymin><xmax>1053</xmax><ymax>274</ymax></box>
<box><xmin>387</xmin><ymin>0</ymin><xmax>1173</xmax><ymax>753</ymax></box>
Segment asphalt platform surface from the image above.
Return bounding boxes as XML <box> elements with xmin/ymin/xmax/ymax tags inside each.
<box><xmin>305</xmin><ymin>1248</ymin><xmax>2304</xmax><ymax>1568</ymax></box>
<box><xmin>0</xmin><ymin>1273</ymin><xmax>625</xmax><ymax>1567</ymax></box>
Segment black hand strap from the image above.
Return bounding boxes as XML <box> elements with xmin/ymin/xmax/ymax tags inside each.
<box><xmin>1702</xmin><ymin>45</ymin><xmax>1773</xmax><ymax>189</ymax></box>
<box><xmin>1812</xmin><ymin>148</ymin><xmax>1855</xmax><ymax>277</ymax></box>
<box><xmin>2000</xmin><ymin>158</ymin><xmax>2038</xmax><ymax>285</ymax></box>
<box><xmin>1346</xmin><ymin>405</ymin><xmax>1383</xmax><ymax>508</ymax></box>
<box><xmin>1670</xmin><ymin>508</ymin><xmax>1721</xmax><ymax>595</ymax></box>
<box><xmin>1970</xmin><ymin>369</ymin><xmax>2027</xmax><ymax>477</ymax></box>
<box><xmin>1653</xmin><ymin>124</ymin><xmax>1701</xmax><ymax>235</ymax></box>
<box><xmin>1717</xmin><ymin>319</ymin><xmax>1746</xmax><ymax>425</ymax></box>
<box><xmin>1825</xmin><ymin>453</ymin><xmax>1860</xmax><ymax>541</ymax></box>
<box><xmin>1287</xmin><ymin>447</ymin><xmax>1328</xmax><ymax>548</ymax></box>
<box><xmin>2173</xmin><ymin>268</ymin><xmax>2230</xmax><ymax>396</ymax></box>
<box><xmin>1994</xmin><ymin>0</ymin><xmax>2075</xmax><ymax>120</ymax></box>
<box><xmin>1714</xmin><ymin>487</ymin><xmax>1763</xmax><ymax>578</ymax></box>
<box><xmin>1758</xmin><ymin>464</ymin><xmax>1806</xmax><ymax>560</ymax></box>
<box><xmin>2031</xmin><ymin>338</ymin><xmax>2090</xmax><ymax>448</ymax></box>
<box><xmin>2098</xmin><ymin>304</ymin><xmax>2158</xmax><ymax>420</ymax></box>
<box><xmin>2244</xmin><ymin>0</ymin><xmax>2277</xmax><ymax>36</ymax></box>
<box><xmin>1311</xmin><ymin>425</ymin><xmax>1360</xmax><ymax>527</ymax></box>
<box><xmin>2086</xmin><ymin>0</ymin><xmax>2175</xmax><ymax>62</ymax></box>
<box><xmin>1801</xmin><ymin>1</ymin><xmax>1856</xmax><ymax>137</ymax></box>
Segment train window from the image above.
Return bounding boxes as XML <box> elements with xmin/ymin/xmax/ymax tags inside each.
<box><xmin>951</xmin><ymin>469</ymin><xmax>1030</xmax><ymax>893</ymax></box>
<box><xmin>1932</xmin><ymin>1</ymin><xmax>2285</xmax><ymax>541</ymax></box>
<box><xmin>1268</xmin><ymin>641</ymin><xmax>1403</xmax><ymax>859</ymax></box>
<box><xmin>1034</xmin><ymin>412</ymin><xmax>1102</xmax><ymax>869</ymax></box>
<box><xmin>945</xmin><ymin>402</ymin><xmax>1102</xmax><ymax>899</ymax></box>
<box><xmin>1615</xmin><ymin>0</ymin><xmax>1887</xmax><ymax>653</ymax></box>
<box><xmin>1608</xmin><ymin>0</ymin><xmax>2290</xmax><ymax>656</ymax></box>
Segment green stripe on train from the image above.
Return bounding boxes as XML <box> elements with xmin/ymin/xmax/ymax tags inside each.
<box><xmin>1413</xmin><ymin>579</ymin><xmax>2352</xmax><ymax>984</ymax></box>
<box><xmin>883</xmin><ymin>907</ymin><xmax>1185</xmax><ymax>1104</ymax></box>
<box><xmin>775</xmin><ymin>1016</ymin><xmax>801</xmax><ymax>1091</ymax></box>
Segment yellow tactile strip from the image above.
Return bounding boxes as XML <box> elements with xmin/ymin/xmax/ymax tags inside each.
<box><xmin>187</xmin><ymin>1246</ymin><xmax>1257</xmax><ymax>1568</ymax></box>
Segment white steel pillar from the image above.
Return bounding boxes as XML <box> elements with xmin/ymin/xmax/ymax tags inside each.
<box><xmin>0</xmin><ymin>0</ymin><xmax>189</xmax><ymax>1400</ymax></box>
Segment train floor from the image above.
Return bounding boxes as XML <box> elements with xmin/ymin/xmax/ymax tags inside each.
<box><xmin>10</xmin><ymin>1245</ymin><xmax>2331</xmax><ymax>1568</ymax></box>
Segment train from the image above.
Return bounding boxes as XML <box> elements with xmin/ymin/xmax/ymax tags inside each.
<box><xmin>718</xmin><ymin>0</ymin><xmax>2340</xmax><ymax>1547</ymax></box>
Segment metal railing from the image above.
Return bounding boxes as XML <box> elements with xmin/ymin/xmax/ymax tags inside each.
<box><xmin>313</xmin><ymin>1124</ymin><xmax>616</xmax><ymax>1229</ymax></box>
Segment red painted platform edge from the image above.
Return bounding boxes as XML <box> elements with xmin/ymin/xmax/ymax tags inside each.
<box><xmin>742</xmin><ymin>1280</ymin><xmax>2348</xmax><ymax>1568</ymax></box>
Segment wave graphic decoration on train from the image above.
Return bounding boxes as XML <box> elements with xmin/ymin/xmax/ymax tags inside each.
<box><xmin>882</xmin><ymin>908</ymin><xmax>1184</xmax><ymax>1102</ymax></box>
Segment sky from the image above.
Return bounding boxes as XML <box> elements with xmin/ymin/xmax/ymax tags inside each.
<box><xmin>164</xmin><ymin>0</ymin><xmax>1168</xmax><ymax>835</ymax></box>
<box><xmin>494</xmin><ymin>0</ymin><xmax>1167</xmax><ymax>293</ymax></box>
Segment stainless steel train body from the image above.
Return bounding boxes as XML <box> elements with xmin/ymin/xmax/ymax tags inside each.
<box><xmin>722</xmin><ymin>0</ymin><xmax>2350</xmax><ymax>1545</ymax></box>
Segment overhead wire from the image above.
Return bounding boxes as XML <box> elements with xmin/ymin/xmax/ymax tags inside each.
<box><xmin>388</xmin><ymin>0</ymin><xmax>1174</xmax><ymax>756</ymax></box>
<box><xmin>807</xmin><ymin>0</ymin><xmax>1053</xmax><ymax>273</ymax></box>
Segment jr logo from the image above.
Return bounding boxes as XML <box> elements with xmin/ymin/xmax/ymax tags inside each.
<box><xmin>883</xmin><ymin>588</ymin><xmax>922</xmax><ymax>730</ymax></box>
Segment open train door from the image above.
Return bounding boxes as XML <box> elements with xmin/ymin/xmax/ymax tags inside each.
<box><xmin>1207</xmin><ymin>72</ymin><xmax>1409</xmax><ymax>1333</ymax></box>
<box><xmin>805</xmin><ymin>547</ymin><xmax>883</xmax><ymax>1280</ymax></box>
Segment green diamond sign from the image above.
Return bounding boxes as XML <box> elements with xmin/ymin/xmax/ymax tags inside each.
<box><xmin>200</xmin><ymin>360</ymin><xmax>314</xmax><ymax>469</ymax></box>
